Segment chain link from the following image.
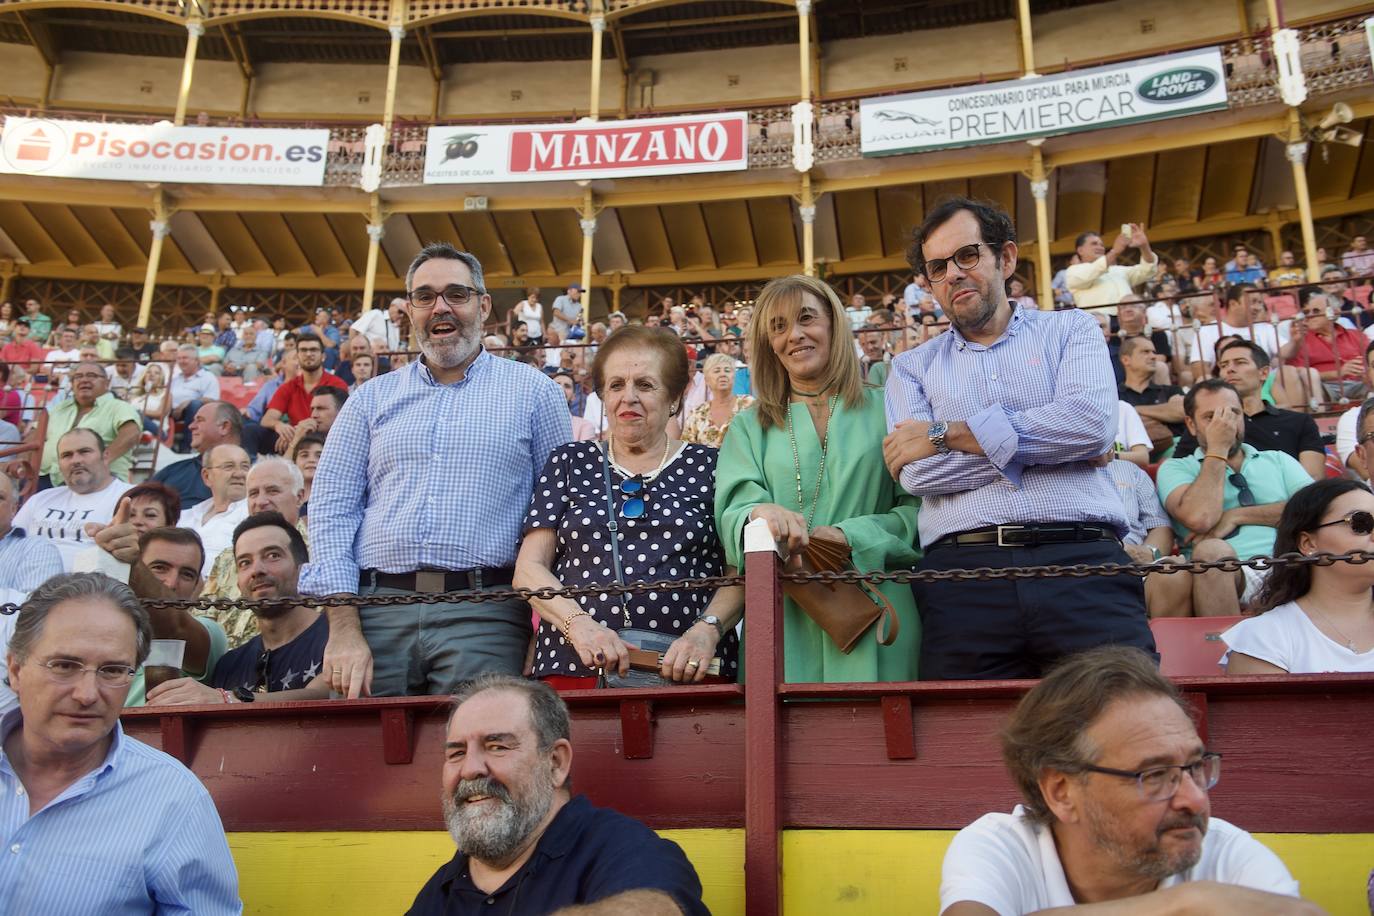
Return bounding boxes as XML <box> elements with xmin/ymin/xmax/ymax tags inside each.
<box><xmin>3</xmin><ymin>550</ymin><xmax>1371</xmax><ymax>616</ymax></box>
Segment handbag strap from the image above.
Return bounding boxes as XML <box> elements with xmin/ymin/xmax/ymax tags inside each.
<box><xmin>859</xmin><ymin>581</ymin><xmax>901</xmax><ymax>647</ymax></box>
<box><xmin>599</xmin><ymin>444</ymin><xmax>634</xmax><ymax>628</ymax></box>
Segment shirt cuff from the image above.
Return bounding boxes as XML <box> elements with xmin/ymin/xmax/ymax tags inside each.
<box><xmin>298</xmin><ymin>558</ymin><xmax>362</xmax><ymax>596</ymax></box>
<box><xmin>967</xmin><ymin>405</ymin><xmax>1017</xmax><ymax>469</ymax></box>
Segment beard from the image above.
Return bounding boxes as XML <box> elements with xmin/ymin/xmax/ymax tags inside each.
<box><xmin>417</xmin><ymin>312</ymin><xmax>482</xmax><ymax>370</ymax></box>
<box><xmin>946</xmin><ymin>283</ymin><xmax>1000</xmax><ymax>336</ymax></box>
<box><xmin>1082</xmin><ymin>794</ymin><xmax>1207</xmax><ymax>882</ymax></box>
<box><xmin>442</xmin><ymin>774</ymin><xmax>554</xmax><ymax>867</ymax></box>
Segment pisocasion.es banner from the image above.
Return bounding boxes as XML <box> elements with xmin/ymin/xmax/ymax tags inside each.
<box><xmin>860</xmin><ymin>47</ymin><xmax>1229</xmax><ymax>157</ymax></box>
<box><xmin>423</xmin><ymin>112</ymin><xmax>749</xmax><ymax>184</ymax></box>
<box><xmin>0</xmin><ymin>117</ymin><xmax>330</xmax><ymax>186</ymax></box>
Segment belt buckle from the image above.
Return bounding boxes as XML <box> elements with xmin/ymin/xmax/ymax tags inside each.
<box><xmin>996</xmin><ymin>525</ymin><xmax>1026</xmax><ymax>548</ymax></box>
<box><xmin>416</xmin><ymin>570</ymin><xmax>447</xmax><ymax>593</ymax></box>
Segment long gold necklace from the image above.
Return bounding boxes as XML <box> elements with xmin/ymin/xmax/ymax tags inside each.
<box><xmin>787</xmin><ymin>394</ymin><xmax>838</xmax><ymax>528</ymax></box>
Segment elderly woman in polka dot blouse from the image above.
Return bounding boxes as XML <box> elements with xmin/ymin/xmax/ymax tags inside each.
<box><xmin>514</xmin><ymin>325</ymin><xmax>743</xmax><ymax>687</ymax></box>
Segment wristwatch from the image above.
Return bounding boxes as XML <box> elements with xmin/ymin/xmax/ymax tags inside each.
<box><xmin>232</xmin><ymin>686</ymin><xmax>257</xmax><ymax>704</ymax></box>
<box><xmin>694</xmin><ymin>614</ymin><xmax>726</xmax><ymax>637</ymax></box>
<box><xmin>928</xmin><ymin>420</ymin><xmax>952</xmax><ymax>456</ymax></box>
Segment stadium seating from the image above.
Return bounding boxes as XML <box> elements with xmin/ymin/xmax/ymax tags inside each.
<box><xmin>1149</xmin><ymin>615</ymin><xmax>1245</xmax><ymax>676</ymax></box>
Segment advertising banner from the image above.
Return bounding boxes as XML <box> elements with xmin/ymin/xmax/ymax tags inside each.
<box><xmin>860</xmin><ymin>47</ymin><xmax>1229</xmax><ymax>157</ymax></box>
<box><xmin>424</xmin><ymin>112</ymin><xmax>749</xmax><ymax>184</ymax></box>
<box><xmin>0</xmin><ymin>117</ymin><xmax>330</xmax><ymax>186</ymax></box>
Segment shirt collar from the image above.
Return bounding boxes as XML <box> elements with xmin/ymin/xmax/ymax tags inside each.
<box><xmin>0</xmin><ymin>526</ymin><xmax>25</xmax><ymax>540</ymax></box>
<box><xmin>0</xmin><ymin>708</ymin><xmax>125</xmax><ymax>780</ymax></box>
<box><xmin>436</xmin><ymin>793</ymin><xmax>588</xmax><ymax>895</ymax></box>
<box><xmin>416</xmin><ymin>348</ymin><xmax>491</xmax><ymax>387</ymax></box>
<box><xmin>947</xmin><ymin>305</ymin><xmax>1024</xmax><ymax>351</ymax></box>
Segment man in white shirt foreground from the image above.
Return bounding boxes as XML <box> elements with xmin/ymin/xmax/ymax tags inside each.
<box><xmin>940</xmin><ymin>646</ymin><xmax>1322</xmax><ymax>915</ymax></box>
<box><xmin>12</xmin><ymin>428</ymin><xmax>132</xmax><ymax>570</ymax></box>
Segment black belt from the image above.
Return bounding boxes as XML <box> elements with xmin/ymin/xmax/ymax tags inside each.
<box><xmin>931</xmin><ymin>524</ymin><xmax>1118</xmax><ymax>550</ymax></box>
<box><xmin>360</xmin><ymin>567</ymin><xmax>515</xmax><ymax>592</ymax></box>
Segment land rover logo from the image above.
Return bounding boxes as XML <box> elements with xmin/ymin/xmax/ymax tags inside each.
<box><xmin>1136</xmin><ymin>67</ymin><xmax>1218</xmax><ymax>103</ymax></box>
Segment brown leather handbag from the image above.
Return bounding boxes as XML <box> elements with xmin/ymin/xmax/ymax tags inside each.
<box><xmin>781</xmin><ymin>530</ymin><xmax>900</xmax><ymax>654</ymax></box>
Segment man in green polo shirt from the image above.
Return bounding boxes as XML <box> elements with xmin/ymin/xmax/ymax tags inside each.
<box><xmin>1156</xmin><ymin>378</ymin><xmax>1314</xmax><ymax>617</ymax></box>
<box><xmin>41</xmin><ymin>359</ymin><xmax>142</xmax><ymax>484</ymax></box>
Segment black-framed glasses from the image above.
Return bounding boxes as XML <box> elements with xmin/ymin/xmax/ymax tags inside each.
<box><xmin>1080</xmin><ymin>752</ymin><xmax>1222</xmax><ymax>803</ymax></box>
<box><xmin>619</xmin><ymin>478</ymin><xmax>646</xmax><ymax>519</ymax></box>
<box><xmin>254</xmin><ymin>648</ymin><xmax>271</xmax><ymax>691</ymax></box>
<box><xmin>1228</xmin><ymin>472</ymin><xmax>1256</xmax><ymax>507</ymax></box>
<box><xmin>1313</xmin><ymin>510</ymin><xmax>1374</xmax><ymax>536</ymax></box>
<box><xmin>923</xmin><ymin>243</ymin><xmax>988</xmax><ymax>282</ymax></box>
<box><xmin>407</xmin><ymin>285</ymin><xmax>483</xmax><ymax>310</ymax></box>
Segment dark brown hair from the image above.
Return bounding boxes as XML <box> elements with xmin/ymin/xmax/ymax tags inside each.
<box><xmin>122</xmin><ymin>481</ymin><xmax>182</xmax><ymax>528</ymax></box>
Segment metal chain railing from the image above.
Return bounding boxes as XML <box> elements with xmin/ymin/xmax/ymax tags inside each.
<box><xmin>4</xmin><ymin>550</ymin><xmax>1371</xmax><ymax>616</ymax></box>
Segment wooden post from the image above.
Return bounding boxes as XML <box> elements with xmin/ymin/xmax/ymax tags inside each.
<box><xmin>1030</xmin><ymin>148</ymin><xmax>1054</xmax><ymax>310</ymax></box>
<box><xmin>589</xmin><ymin>0</ymin><xmax>606</xmax><ymax>121</ymax></box>
<box><xmin>579</xmin><ymin>189</ymin><xmax>597</xmax><ymax>329</ymax></box>
<box><xmin>137</xmin><ymin>192</ymin><xmax>169</xmax><ymax>329</ymax></box>
<box><xmin>742</xmin><ymin>517</ymin><xmax>783</xmax><ymax>916</ymax></box>
<box><xmin>0</xmin><ymin>260</ymin><xmax>16</xmax><ymax>305</ymax></box>
<box><xmin>362</xmin><ymin>200</ymin><xmax>385</xmax><ymax>314</ymax></box>
<box><xmin>797</xmin><ymin>0</ymin><xmax>811</xmax><ymax>102</ymax></box>
<box><xmin>1015</xmin><ymin>0</ymin><xmax>1037</xmax><ymax>76</ymax></box>
<box><xmin>208</xmin><ymin>271</ymin><xmax>225</xmax><ymax>314</ymax></box>
<box><xmin>173</xmin><ymin>18</ymin><xmax>204</xmax><ymax>126</ymax></box>
<box><xmin>383</xmin><ymin>22</ymin><xmax>404</xmax><ymax>134</ymax></box>
<box><xmin>800</xmin><ymin>174</ymin><xmax>816</xmax><ymax>277</ymax></box>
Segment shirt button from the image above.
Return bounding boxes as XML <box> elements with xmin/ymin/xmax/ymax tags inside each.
<box><xmin>14</xmin><ymin>785</ymin><xmax>22</xmax><ymax>796</ymax></box>
<box><xmin>9</xmin><ymin>843</ymin><xmax>19</xmax><ymax>854</ymax></box>
<box><xmin>486</xmin><ymin>898</ymin><xmax>496</xmax><ymax>905</ymax></box>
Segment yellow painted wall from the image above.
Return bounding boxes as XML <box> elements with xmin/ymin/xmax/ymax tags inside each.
<box><xmin>1033</xmin><ymin>0</ymin><xmax>1241</xmax><ymax>66</ymax></box>
<box><xmin>824</xmin><ymin>22</ymin><xmax>1021</xmax><ymax>97</ymax></box>
<box><xmin>0</xmin><ymin>42</ymin><xmax>50</xmax><ymax>101</ymax></box>
<box><xmin>228</xmin><ymin>830</ymin><xmax>1374</xmax><ymax>915</ymax></box>
<box><xmin>248</xmin><ymin>61</ymin><xmax>434</xmax><ymax>120</ymax></box>
<box><xmin>50</xmin><ymin>50</ymin><xmax>244</xmax><ymax>115</ymax></box>
<box><xmin>439</xmin><ymin>59</ymin><xmax>622</xmax><ymax>118</ymax></box>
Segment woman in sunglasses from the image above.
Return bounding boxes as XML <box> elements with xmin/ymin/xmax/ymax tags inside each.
<box><xmin>715</xmin><ymin>275</ymin><xmax>922</xmax><ymax>682</ymax></box>
<box><xmin>515</xmin><ymin>325</ymin><xmax>742</xmax><ymax>687</ymax></box>
<box><xmin>1223</xmin><ymin>478</ymin><xmax>1374</xmax><ymax>674</ymax></box>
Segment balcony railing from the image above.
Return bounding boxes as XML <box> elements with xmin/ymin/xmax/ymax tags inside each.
<box><xmin>1</xmin><ymin>13</ymin><xmax>1368</xmax><ymax>190</ymax></box>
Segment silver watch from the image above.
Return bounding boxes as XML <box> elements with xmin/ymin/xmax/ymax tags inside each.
<box><xmin>928</xmin><ymin>420</ymin><xmax>951</xmax><ymax>455</ymax></box>
<box><xmin>694</xmin><ymin>614</ymin><xmax>725</xmax><ymax>636</ymax></box>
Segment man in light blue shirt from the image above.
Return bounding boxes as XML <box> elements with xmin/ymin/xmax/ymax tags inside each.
<box><xmin>301</xmin><ymin>243</ymin><xmax>570</xmax><ymax>698</ymax></box>
<box><xmin>884</xmin><ymin>197</ymin><xmax>1154</xmax><ymax>680</ymax></box>
<box><xmin>0</xmin><ymin>572</ymin><xmax>240</xmax><ymax>913</ymax></box>
<box><xmin>0</xmin><ymin>474</ymin><xmax>62</xmax><ymax>595</ymax></box>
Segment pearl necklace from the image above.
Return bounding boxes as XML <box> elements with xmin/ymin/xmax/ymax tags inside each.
<box><xmin>607</xmin><ymin>434</ymin><xmax>674</xmax><ymax>482</ymax></box>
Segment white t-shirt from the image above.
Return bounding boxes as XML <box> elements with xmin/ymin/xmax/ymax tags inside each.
<box><xmin>179</xmin><ymin>497</ymin><xmax>249</xmax><ymax>577</ymax></box>
<box><xmin>12</xmin><ymin>478</ymin><xmax>134</xmax><ymax>570</ymax></box>
<box><xmin>1221</xmin><ymin>600</ymin><xmax>1374</xmax><ymax>673</ymax></box>
<box><xmin>1116</xmin><ymin>401</ymin><xmax>1151</xmax><ymax>453</ymax></box>
<box><xmin>515</xmin><ymin>300</ymin><xmax>544</xmax><ymax>339</ymax></box>
<box><xmin>582</xmin><ymin>391</ymin><xmax>610</xmax><ymax>434</ymax></box>
<box><xmin>940</xmin><ymin>805</ymin><xmax>1299</xmax><ymax>915</ymax></box>
<box><xmin>352</xmin><ymin>308</ymin><xmax>404</xmax><ymax>352</ymax></box>
<box><xmin>1195</xmin><ymin>321</ymin><xmax>1280</xmax><ymax>364</ymax></box>
<box><xmin>1335</xmin><ymin>402</ymin><xmax>1361</xmax><ymax>466</ymax></box>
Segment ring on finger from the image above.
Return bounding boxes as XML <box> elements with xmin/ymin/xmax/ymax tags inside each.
<box><xmin>686</xmin><ymin>659</ymin><xmax>701</xmax><ymax>669</ymax></box>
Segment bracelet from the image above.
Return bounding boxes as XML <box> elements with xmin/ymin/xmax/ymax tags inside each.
<box><xmin>558</xmin><ymin>610</ymin><xmax>590</xmax><ymax>639</ymax></box>
<box><xmin>1202</xmin><ymin>453</ymin><xmax>1228</xmax><ymax>462</ymax></box>
<box><xmin>217</xmin><ymin>688</ymin><xmax>237</xmax><ymax>704</ymax></box>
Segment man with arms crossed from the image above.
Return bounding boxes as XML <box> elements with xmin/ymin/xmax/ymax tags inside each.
<box><xmin>940</xmin><ymin>646</ymin><xmax>1321</xmax><ymax>915</ymax></box>
<box><xmin>302</xmin><ymin>243</ymin><xmax>569</xmax><ymax>697</ymax></box>
<box><xmin>408</xmin><ymin>674</ymin><xmax>706</xmax><ymax>915</ymax></box>
<box><xmin>0</xmin><ymin>573</ymin><xmax>240</xmax><ymax>913</ymax></box>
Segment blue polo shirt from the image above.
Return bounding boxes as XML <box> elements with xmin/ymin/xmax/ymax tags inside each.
<box><xmin>406</xmin><ymin>794</ymin><xmax>707</xmax><ymax>916</ymax></box>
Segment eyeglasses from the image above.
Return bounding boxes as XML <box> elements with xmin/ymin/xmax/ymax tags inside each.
<box><xmin>1228</xmin><ymin>472</ymin><xmax>1256</xmax><ymax>507</ymax></box>
<box><xmin>207</xmin><ymin>462</ymin><xmax>252</xmax><ymax>473</ymax></box>
<box><xmin>1313</xmin><ymin>510</ymin><xmax>1374</xmax><ymax>536</ymax></box>
<box><xmin>619</xmin><ymin>478</ymin><xmax>646</xmax><ymax>519</ymax></box>
<box><xmin>1080</xmin><ymin>752</ymin><xmax>1222</xmax><ymax>803</ymax></box>
<box><xmin>407</xmin><ymin>285</ymin><xmax>483</xmax><ymax>310</ymax></box>
<box><xmin>37</xmin><ymin>658</ymin><xmax>136</xmax><ymax>688</ymax></box>
<box><xmin>923</xmin><ymin>243</ymin><xmax>989</xmax><ymax>283</ymax></box>
<box><xmin>69</xmin><ymin>372</ymin><xmax>105</xmax><ymax>382</ymax></box>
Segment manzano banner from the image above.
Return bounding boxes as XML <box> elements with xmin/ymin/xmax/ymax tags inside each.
<box><xmin>860</xmin><ymin>47</ymin><xmax>1228</xmax><ymax>157</ymax></box>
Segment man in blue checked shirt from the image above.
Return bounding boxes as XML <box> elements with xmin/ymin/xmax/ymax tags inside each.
<box><xmin>301</xmin><ymin>242</ymin><xmax>570</xmax><ymax>698</ymax></box>
<box><xmin>0</xmin><ymin>474</ymin><xmax>62</xmax><ymax>595</ymax></box>
<box><xmin>1</xmin><ymin>573</ymin><xmax>240</xmax><ymax>913</ymax></box>
<box><xmin>883</xmin><ymin>198</ymin><xmax>1155</xmax><ymax>680</ymax></box>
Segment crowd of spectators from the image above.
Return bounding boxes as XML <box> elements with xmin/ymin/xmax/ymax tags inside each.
<box><xmin>2</xmin><ymin>210</ymin><xmax>1369</xmax><ymax>914</ymax></box>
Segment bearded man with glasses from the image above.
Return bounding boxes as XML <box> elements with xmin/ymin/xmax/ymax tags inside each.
<box><xmin>884</xmin><ymin>197</ymin><xmax>1154</xmax><ymax>679</ymax></box>
<box><xmin>0</xmin><ymin>572</ymin><xmax>240</xmax><ymax>913</ymax></box>
<box><xmin>940</xmin><ymin>646</ymin><xmax>1319</xmax><ymax>915</ymax></box>
<box><xmin>1157</xmin><ymin>379</ymin><xmax>1315</xmax><ymax>617</ymax></box>
<box><xmin>301</xmin><ymin>242</ymin><xmax>570</xmax><ymax>698</ymax></box>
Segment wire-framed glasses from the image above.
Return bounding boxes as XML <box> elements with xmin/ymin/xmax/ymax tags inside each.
<box><xmin>1079</xmin><ymin>752</ymin><xmax>1222</xmax><ymax>802</ymax></box>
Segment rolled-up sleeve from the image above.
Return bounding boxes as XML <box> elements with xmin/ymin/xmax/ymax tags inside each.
<box><xmin>299</xmin><ymin>387</ymin><xmax>371</xmax><ymax>596</ymax></box>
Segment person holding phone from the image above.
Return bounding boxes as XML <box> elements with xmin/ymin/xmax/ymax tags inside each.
<box><xmin>1065</xmin><ymin>223</ymin><xmax>1159</xmax><ymax>313</ymax></box>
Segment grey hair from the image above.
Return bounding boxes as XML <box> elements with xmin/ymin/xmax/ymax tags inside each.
<box><xmin>177</xmin><ymin>343</ymin><xmax>199</xmax><ymax>355</ymax></box>
<box><xmin>250</xmin><ymin>454</ymin><xmax>305</xmax><ymax>496</ymax></box>
<box><xmin>405</xmin><ymin>242</ymin><xmax>486</xmax><ymax>295</ymax></box>
<box><xmin>1356</xmin><ymin>397</ymin><xmax>1374</xmax><ymax>443</ymax></box>
<box><xmin>450</xmin><ymin>674</ymin><xmax>570</xmax><ymax>752</ymax></box>
<box><xmin>8</xmin><ymin>572</ymin><xmax>152</xmax><ymax>667</ymax></box>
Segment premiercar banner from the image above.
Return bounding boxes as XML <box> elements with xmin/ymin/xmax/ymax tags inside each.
<box><xmin>0</xmin><ymin>117</ymin><xmax>330</xmax><ymax>186</ymax></box>
<box><xmin>860</xmin><ymin>47</ymin><xmax>1229</xmax><ymax>157</ymax></box>
<box><xmin>423</xmin><ymin>112</ymin><xmax>749</xmax><ymax>184</ymax></box>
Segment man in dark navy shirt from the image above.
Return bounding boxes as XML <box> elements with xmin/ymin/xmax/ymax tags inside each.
<box><xmin>151</xmin><ymin>401</ymin><xmax>251</xmax><ymax>507</ymax></box>
<box><xmin>408</xmin><ymin>675</ymin><xmax>707</xmax><ymax>916</ymax></box>
<box><xmin>147</xmin><ymin>512</ymin><xmax>328</xmax><ymax>706</ymax></box>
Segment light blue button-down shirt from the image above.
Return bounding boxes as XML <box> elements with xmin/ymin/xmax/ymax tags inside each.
<box><xmin>886</xmin><ymin>306</ymin><xmax>1126</xmax><ymax>546</ymax></box>
<box><xmin>0</xmin><ymin>709</ymin><xmax>240</xmax><ymax>915</ymax></box>
<box><xmin>0</xmin><ymin>527</ymin><xmax>63</xmax><ymax>594</ymax></box>
<box><xmin>300</xmin><ymin>350</ymin><xmax>571</xmax><ymax>595</ymax></box>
